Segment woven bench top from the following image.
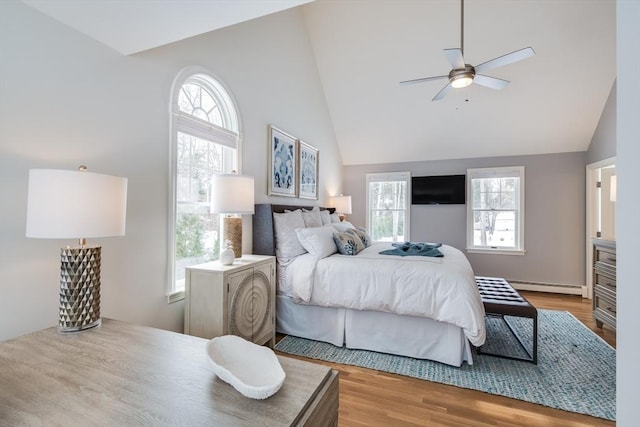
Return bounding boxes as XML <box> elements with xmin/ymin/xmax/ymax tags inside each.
<box><xmin>476</xmin><ymin>276</ymin><xmax>537</xmax><ymax>318</ymax></box>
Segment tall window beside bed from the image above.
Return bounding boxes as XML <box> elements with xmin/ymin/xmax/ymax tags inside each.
<box><xmin>366</xmin><ymin>172</ymin><xmax>411</xmax><ymax>242</ymax></box>
<box><xmin>466</xmin><ymin>166</ymin><xmax>525</xmax><ymax>255</ymax></box>
<box><xmin>168</xmin><ymin>68</ymin><xmax>241</xmax><ymax>301</ymax></box>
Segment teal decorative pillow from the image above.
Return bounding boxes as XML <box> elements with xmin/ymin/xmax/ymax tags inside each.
<box><xmin>347</xmin><ymin>227</ymin><xmax>372</xmax><ymax>248</ymax></box>
<box><xmin>333</xmin><ymin>231</ymin><xmax>365</xmax><ymax>255</ymax></box>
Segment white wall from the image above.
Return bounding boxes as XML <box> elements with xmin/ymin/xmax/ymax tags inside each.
<box><xmin>616</xmin><ymin>1</ymin><xmax>640</xmax><ymax>424</ymax></box>
<box><xmin>0</xmin><ymin>0</ymin><xmax>342</xmax><ymax>341</ymax></box>
<box><xmin>587</xmin><ymin>80</ymin><xmax>617</xmax><ymax>164</ymax></box>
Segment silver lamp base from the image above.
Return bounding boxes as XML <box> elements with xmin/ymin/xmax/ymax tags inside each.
<box><xmin>58</xmin><ymin>245</ymin><xmax>102</xmax><ymax>332</ymax></box>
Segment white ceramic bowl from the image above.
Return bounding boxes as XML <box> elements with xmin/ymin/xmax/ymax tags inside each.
<box><xmin>206</xmin><ymin>335</ymin><xmax>286</xmax><ymax>399</ymax></box>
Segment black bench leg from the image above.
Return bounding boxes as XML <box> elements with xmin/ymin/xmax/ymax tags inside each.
<box><xmin>478</xmin><ymin>314</ymin><xmax>538</xmax><ymax>365</ymax></box>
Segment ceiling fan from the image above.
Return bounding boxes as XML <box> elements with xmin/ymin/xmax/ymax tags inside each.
<box><xmin>400</xmin><ymin>0</ymin><xmax>535</xmax><ymax>101</ymax></box>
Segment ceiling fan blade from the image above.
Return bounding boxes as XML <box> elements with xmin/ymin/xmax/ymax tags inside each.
<box><xmin>443</xmin><ymin>48</ymin><xmax>465</xmax><ymax>70</ymax></box>
<box><xmin>400</xmin><ymin>75</ymin><xmax>448</xmax><ymax>85</ymax></box>
<box><xmin>473</xmin><ymin>74</ymin><xmax>510</xmax><ymax>90</ymax></box>
<box><xmin>432</xmin><ymin>82</ymin><xmax>452</xmax><ymax>101</ymax></box>
<box><xmin>475</xmin><ymin>47</ymin><xmax>535</xmax><ymax>74</ymax></box>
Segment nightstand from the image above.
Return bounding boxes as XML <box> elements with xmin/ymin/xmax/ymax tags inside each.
<box><xmin>184</xmin><ymin>255</ymin><xmax>276</xmax><ymax>346</ymax></box>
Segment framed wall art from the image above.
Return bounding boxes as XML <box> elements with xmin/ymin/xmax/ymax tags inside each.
<box><xmin>298</xmin><ymin>140</ymin><xmax>318</xmax><ymax>200</ymax></box>
<box><xmin>268</xmin><ymin>125</ymin><xmax>297</xmax><ymax>197</ymax></box>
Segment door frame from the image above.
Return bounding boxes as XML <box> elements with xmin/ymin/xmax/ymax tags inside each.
<box><xmin>585</xmin><ymin>156</ymin><xmax>616</xmax><ymax>298</ymax></box>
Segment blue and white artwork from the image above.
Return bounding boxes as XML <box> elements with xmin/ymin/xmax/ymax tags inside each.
<box><xmin>269</xmin><ymin>126</ymin><xmax>297</xmax><ymax>197</ymax></box>
<box><xmin>298</xmin><ymin>141</ymin><xmax>318</xmax><ymax>199</ymax></box>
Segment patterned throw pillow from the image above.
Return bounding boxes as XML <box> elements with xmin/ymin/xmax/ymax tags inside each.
<box><xmin>333</xmin><ymin>231</ymin><xmax>365</xmax><ymax>255</ymax></box>
<box><xmin>347</xmin><ymin>227</ymin><xmax>372</xmax><ymax>248</ymax></box>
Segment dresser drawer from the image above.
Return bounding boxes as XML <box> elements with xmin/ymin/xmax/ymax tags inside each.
<box><xmin>594</xmin><ymin>271</ymin><xmax>616</xmax><ymax>289</ymax></box>
<box><xmin>593</xmin><ymin>307</ymin><xmax>616</xmax><ymax>330</ymax></box>
<box><xmin>594</xmin><ymin>246</ymin><xmax>616</xmax><ymax>267</ymax></box>
<box><xmin>594</xmin><ymin>284</ymin><xmax>616</xmax><ymax>308</ymax></box>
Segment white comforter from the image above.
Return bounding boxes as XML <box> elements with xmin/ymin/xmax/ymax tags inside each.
<box><xmin>286</xmin><ymin>242</ymin><xmax>486</xmax><ymax>346</ymax></box>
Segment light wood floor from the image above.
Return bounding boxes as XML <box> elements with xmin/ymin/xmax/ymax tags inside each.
<box><xmin>276</xmin><ymin>292</ymin><xmax>616</xmax><ymax>427</ymax></box>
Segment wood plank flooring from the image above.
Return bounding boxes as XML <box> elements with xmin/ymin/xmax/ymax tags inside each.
<box><xmin>275</xmin><ymin>292</ymin><xmax>616</xmax><ymax>427</ymax></box>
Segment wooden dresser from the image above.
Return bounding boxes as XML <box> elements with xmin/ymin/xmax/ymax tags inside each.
<box><xmin>0</xmin><ymin>319</ymin><xmax>338</xmax><ymax>426</ymax></box>
<box><xmin>592</xmin><ymin>239</ymin><xmax>616</xmax><ymax>330</ymax></box>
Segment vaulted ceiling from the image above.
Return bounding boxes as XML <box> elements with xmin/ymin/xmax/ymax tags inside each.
<box><xmin>21</xmin><ymin>0</ymin><xmax>616</xmax><ymax>166</ymax></box>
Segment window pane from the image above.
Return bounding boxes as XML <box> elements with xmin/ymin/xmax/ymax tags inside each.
<box><xmin>369</xmin><ymin>181</ymin><xmax>407</xmax><ymax>210</ymax></box>
<box><xmin>178</xmin><ymin>83</ymin><xmax>223</xmax><ymax>126</ymax></box>
<box><xmin>177</xmin><ymin>133</ymin><xmax>224</xmax><ymax>203</ymax></box>
<box><xmin>473</xmin><ymin>177</ymin><xmax>519</xmax><ymax>210</ymax></box>
<box><xmin>473</xmin><ymin>211</ymin><xmax>516</xmax><ymax>248</ymax></box>
<box><xmin>174</xmin><ymin>204</ymin><xmax>220</xmax><ymax>283</ymax></box>
<box><xmin>500</xmin><ymin>177</ymin><xmax>518</xmax><ymax>209</ymax></box>
<box><xmin>370</xmin><ymin>210</ymin><xmax>405</xmax><ymax>242</ymax></box>
<box><xmin>175</xmin><ymin>132</ymin><xmax>227</xmax><ymax>286</ymax></box>
<box><xmin>368</xmin><ymin>175</ymin><xmax>409</xmax><ymax>242</ymax></box>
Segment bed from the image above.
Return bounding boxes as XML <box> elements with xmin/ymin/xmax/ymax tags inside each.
<box><xmin>253</xmin><ymin>203</ymin><xmax>486</xmax><ymax>366</ymax></box>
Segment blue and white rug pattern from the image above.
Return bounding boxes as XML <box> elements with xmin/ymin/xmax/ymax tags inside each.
<box><xmin>275</xmin><ymin>309</ymin><xmax>616</xmax><ymax>421</ymax></box>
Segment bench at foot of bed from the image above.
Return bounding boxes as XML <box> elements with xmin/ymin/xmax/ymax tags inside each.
<box><xmin>475</xmin><ymin>276</ymin><xmax>538</xmax><ymax>365</ymax></box>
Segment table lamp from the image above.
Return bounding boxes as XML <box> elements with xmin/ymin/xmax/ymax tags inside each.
<box><xmin>331</xmin><ymin>194</ymin><xmax>352</xmax><ymax>222</ymax></box>
<box><xmin>26</xmin><ymin>166</ymin><xmax>128</xmax><ymax>332</ymax></box>
<box><xmin>210</xmin><ymin>173</ymin><xmax>255</xmax><ymax>264</ymax></box>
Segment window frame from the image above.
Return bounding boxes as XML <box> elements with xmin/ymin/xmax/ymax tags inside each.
<box><xmin>466</xmin><ymin>166</ymin><xmax>525</xmax><ymax>255</ymax></box>
<box><xmin>365</xmin><ymin>171</ymin><xmax>411</xmax><ymax>243</ymax></box>
<box><xmin>167</xmin><ymin>67</ymin><xmax>242</xmax><ymax>302</ymax></box>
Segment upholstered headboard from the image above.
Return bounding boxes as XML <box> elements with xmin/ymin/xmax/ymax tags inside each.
<box><xmin>252</xmin><ymin>204</ymin><xmax>335</xmax><ymax>256</ymax></box>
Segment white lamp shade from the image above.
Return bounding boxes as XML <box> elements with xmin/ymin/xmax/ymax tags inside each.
<box><xmin>331</xmin><ymin>195</ymin><xmax>352</xmax><ymax>214</ymax></box>
<box><xmin>26</xmin><ymin>169</ymin><xmax>128</xmax><ymax>239</ymax></box>
<box><xmin>210</xmin><ymin>174</ymin><xmax>255</xmax><ymax>214</ymax></box>
<box><xmin>610</xmin><ymin>175</ymin><xmax>617</xmax><ymax>202</ymax></box>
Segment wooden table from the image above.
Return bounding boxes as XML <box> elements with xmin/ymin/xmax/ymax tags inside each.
<box><xmin>0</xmin><ymin>319</ymin><xmax>338</xmax><ymax>426</ymax></box>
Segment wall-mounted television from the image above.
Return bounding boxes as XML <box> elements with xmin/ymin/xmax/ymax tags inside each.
<box><xmin>411</xmin><ymin>174</ymin><xmax>466</xmax><ymax>205</ymax></box>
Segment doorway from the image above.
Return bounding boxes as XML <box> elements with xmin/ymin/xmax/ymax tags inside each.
<box><xmin>585</xmin><ymin>157</ymin><xmax>616</xmax><ymax>298</ymax></box>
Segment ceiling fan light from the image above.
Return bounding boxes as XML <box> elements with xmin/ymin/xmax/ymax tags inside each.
<box><xmin>451</xmin><ymin>75</ymin><xmax>473</xmax><ymax>89</ymax></box>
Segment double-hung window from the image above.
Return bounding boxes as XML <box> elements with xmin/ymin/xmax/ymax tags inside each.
<box><xmin>366</xmin><ymin>172</ymin><xmax>410</xmax><ymax>242</ymax></box>
<box><xmin>168</xmin><ymin>70</ymin><xmax>240</xmax><ymax>300</ymax></box>
<box><xmin>466</xmin><ymin>166</ymin><xmax>525</xmax><ymax>254</ymax></box>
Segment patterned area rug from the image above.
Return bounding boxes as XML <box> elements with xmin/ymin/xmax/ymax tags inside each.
<box><xmin>275</xmin><ymin>309</ymin><xmax>616</xmax><ymax>421</ymax></box>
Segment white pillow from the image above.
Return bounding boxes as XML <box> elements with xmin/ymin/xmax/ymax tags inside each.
<box><xmin>301</xmin><ymin>207</ymin><xmax>323</xmax><ymax>227</ymax></box>
<box><xmin>319</xmin><ymin>209</ymin><xmax>331</xmax><ymax>225</ymax></box>
<box><xmin>329</xmin><ymin>212</ymin><xmax>341</xmax><ymax>223</ymax></box>
<box><xmin>331</xmin><ymin>221</ymin><xmax>355</xmax><ymax>232</ymax></box>
<box><xmin>295</xmin><ymin>225</ymin><xmax>338</xmax><ymax>259</ymax></box>
<box><xmin>273</xmin><ymin>210</ymin><xmax>307</xmax><ymax>261</ymax></box>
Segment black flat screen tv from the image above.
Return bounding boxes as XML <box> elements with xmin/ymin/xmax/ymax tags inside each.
<box><xmin>411</xmin><ymin>174</ymin><xmax>466</xmax><ymax>205</ymax></box>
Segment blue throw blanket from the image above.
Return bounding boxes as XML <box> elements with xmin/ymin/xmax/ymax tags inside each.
<box><xmin>379</xmin><ymin>242</ymin><xmax>444</xmax><ymax>257</ymax></box>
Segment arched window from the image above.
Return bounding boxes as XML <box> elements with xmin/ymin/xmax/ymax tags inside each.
<box><xmin>168</xmin><ymin>68</ymin><xmax>241</xmax><ymax>299</ymax></box>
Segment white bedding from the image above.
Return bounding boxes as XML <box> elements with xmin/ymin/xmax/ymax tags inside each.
<box><xmin>286</xmin><ymin>242</ymin><xmax>486</xmax><ymax>347</ymax></box>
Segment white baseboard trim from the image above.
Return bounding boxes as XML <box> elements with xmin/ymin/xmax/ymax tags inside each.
<box><xmin>509</xmin><ymin>281</ymin><xmax>585</xmax><ymax>296</ymax></box>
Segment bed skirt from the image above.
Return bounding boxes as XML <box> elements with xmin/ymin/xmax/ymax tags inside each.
<box><xmin>276</xmin><ymin>295</ymin><xmax>473</xmax><ymax>367</ymax></box>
